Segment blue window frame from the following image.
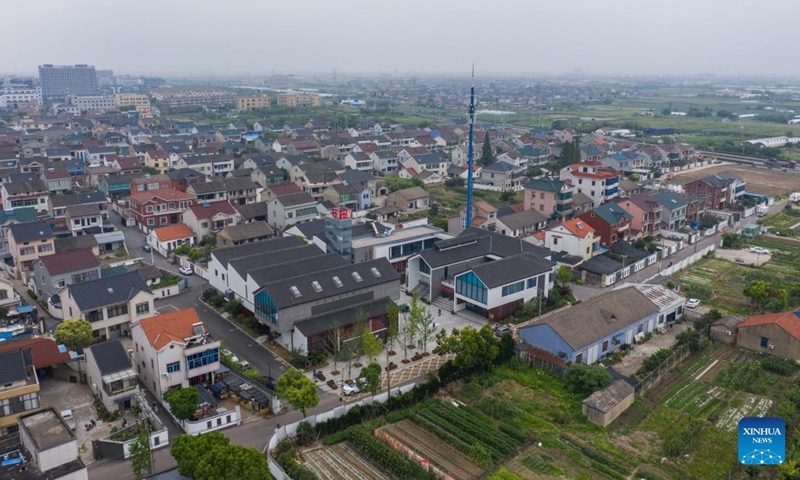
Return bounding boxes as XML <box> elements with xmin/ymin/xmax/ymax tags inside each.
<box><xmin>502</xmin><ymin>281</ymin><xmax>524</xmax><ymax>297</ymax></box>
<box><xmin>455</xmin><ymin>272</ymin><xmax>487</xmax><ymax>304</ymax></box>
<box><xmin>760</xmin><ymin>337</ymin><xmax>769</xmax><ymax>348</ymax></box>
<box><xmin>167</xmin><ymin>362</ymin><xmax>180</xmax><ymax>373</ymax></box>
<box><xmin>255</xmin><ymin>290</ymin><xmax>278</xmax><ymax>325</ymax></box>
<box><xmin>186</xmin><ymin>348</ymin><xmax>219</xmax><ymax>370</ymax></box>
<box><xmin>419</xmin><ymin>258</ymin><xmax>431</xmax><ymax>274</ymax></box>
<box><xmin>526</xmin><ymin>277</ymin><xmax>537</xmax><ymax>289</ymax></box>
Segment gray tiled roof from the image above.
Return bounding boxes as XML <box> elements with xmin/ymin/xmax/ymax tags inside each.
<box><xmin>470</xmin><ymin>253</ymin><xmax>555</xmax><ymax>288</ymax></box>
<box><xmin>65</xmin><ymin>203</ymin><xmax>103</xmax><ymax>218</ymax></box>
<box><xmin>247</xmin><ymin>251</ymin><xmax>345</xmax><ymax>286</ymax></box>
<box><xmin>87</xmin><ymin>340</ymin><xmax>133</xmax><ymax>376</ymax></box>
<box><xmin>233</xmin><ymin>202</ymin><xmax>268</xmax><ymax>220</ymax></box>
<box><xmin>497</xmin><ymin>209</ymin><xmax>547</xmax><ymax>230</ymax></box>
<box><xmin>275</xmin><ymin>192</ymin><xmax>316</xmax><ymax>207</ymax></box>
<box><xmin>4</xmin><ymin>179</ymin><xmax>48</xmax><ymax>195</ymax></box>
<box><xmin>420</xmin><ymin>227</ymin><xmax>550</xmax><ymax>269</ymax></box>
<box><xmin>529</xmin><ymin>286</ymin><xmax>659</xmax><ymax>350</ymax></box>
<box><xmin>219</xmin><ymin>221</ymin><xmax>274</xmax><ymax>242</ymax></box>
<box><xmin>0</xmin><ymin>349</ymin><xmax>29</xmax><ymax>384</ymax></box>
<box><xmin>68</xmin><ymin>271</ymin><xmax>150</xmax><ymax>311</ymax></box>
<box><xmin>583</xmin><ymin>380</ymin><xmax>634</xmax><ymax>413</ymax></box>
<box><xmin>9</xmin><ymin>220</ymin><xmax>54</xmax><ymax>243</ymax></box>
<box><xmin>50</xmin><ymin>191</ymin><xmax>107</xmax><ymax>208</ymax></box>
<box><xmin>189</xmin><ymin>181</ymin><xmax>225</xmax><ymax>194</ymax></box>
<box><xmin>211</xmin><ymin>236</ymin><xmax>305</xmax><ymax>268</ymax></box>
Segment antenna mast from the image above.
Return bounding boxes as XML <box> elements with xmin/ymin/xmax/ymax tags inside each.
<box><xmin>466</xmin><ymin>64</ymin><xmax>476</xmax><ymax>228</ymax></box>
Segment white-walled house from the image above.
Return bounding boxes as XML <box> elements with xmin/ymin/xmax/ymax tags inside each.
<box><xmin>146</xmin><ymin>223</ymin><xmax>195</xmax><ymax>257</ymax></box>
<box><xmin>85</xmin><ymin>340</ymin><xmax>140</xmax><ymax>412</ymax></box>
<box><xmin>544</xmin><ymin>218</ymin><xmax>600</xmax><ymax>262</ymax></box>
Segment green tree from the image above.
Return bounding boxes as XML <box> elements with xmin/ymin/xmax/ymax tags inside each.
<box><xmin>565</xmin><ymin>364</ymin><xmax>612</xmax><ymax>396</ymax></box>
<box><xmin>744</xmin><ymin>280</ymin><xmax>788</xmax><ymax>312</ymax></box>
<box><xmin>497</xmin><ymin>333</ymin><xmax>516</xmax><ymax>364</ymax></box>
<box><xmin>779</xmin><ymin>459</ymin><xmax>800</xmax><ymax>480</ymax></box>
<box><xmin>275</xmin><ymin>368</ymin><xmax>319</xmax><ymax>417</ymax></box>
<box><xmin>480</xmin><ymin>131</ymin><xmax>493</xmax><ymax>166</ymax></box>
<box><xmin>129</xmin><ymin>425</ymin><xmax>153</xmax><ymax>480</ymax></box>
<box><xmin>163</xmin><ymin>387</ymin><xmax>200</xmax><ymax>421</ymax></box>
<box><xmin>405</xmin><ymin>294</ymin><xmax>429</xmax><ymax>352</ymax></box>
<box><xmin>171</xmin><ymin>433</ymin><xmax>229</xmax><ymax>478</ymax></box>
<box><xmin>555</xmin><ymin>265</ymin><xmax>573</xmax><ymax>289</ymax></box>
<box><xmin>676</xmin><ymin>328</ymin><xmax>704</xmax><ymax>352</ymax></box>
<box><xmin>435</xmin><ymin>325</ymin><xmax>499</xmax><ymax>375</ymax></box>
<box><xmin>193</xmin><ymin>444</ymin><xmax>270</xmax><ymax>480</ymax></box>
<box><xmin>358</xmin><ymin>362</ymin><xmax>382</xmax><ymax>398</ymax></box>
<box><xmin>54</xmin><ymin>318</ymin><xmax>93</xmax><ymax>352</ymax></box>
<box><xmin>385</xmin><ymin>301</ymin><xmax>400</xmax><ymax>354</ymax></box>
<box><xmin>360</xmin><ymin>325</ymin><xmax>382</xmax><ymax>364</ymax></box>
<box><xmin>428</xmin><ymin>202</ymin><xmax>440</xmax><ymax>219</ymax></box>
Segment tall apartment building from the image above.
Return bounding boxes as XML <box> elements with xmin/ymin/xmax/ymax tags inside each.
<box><xmin>115</xmin><ymin>93</ymin><xmax>150</xmax><ymax>107</ymax></box>
<box><xmin>71</xmin><ymin>95</ymin><xmax>116</xmax><ymax>111</ymax></box>
<box><xmin>38</xmin><ymin>64</ymin><xmax>98</xmax><ymax>99</ymax></box>
<box><xmin>277</xmin><ymin>92</ymin><xmax>320</xmax><ymax>108</ymax></box>
<box><xmin>236</xmin><ymin>95</ymin><xmax>271</xmax><ymax>111</ymax></box>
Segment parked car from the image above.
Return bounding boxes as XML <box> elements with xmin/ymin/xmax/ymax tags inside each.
<box><xmin>494</xmin><ymin>325</ymin><xmax>512</xmax><ymax>337</ymax></box>
<box><xmin>179</xmin><ymin>266</ymin><xmax>193</xmax><ymax>275</ymax></box>
<box><xmin>749</xmin><ymin>246</ymin><xmax>770</xmax><ymax>255</ymax></box>
<box><xmin>343</xmin><ymin>378</ymin><xmax>367</xmax><ymax>396</ymax></box>
<box><xmin>686</xmin><ymin>298</ymin><xmax>701</xmax><ymax>308</ymax></box>
<box><xmin>143</xmin><ymin>244</ymin><xmax>152</xmax><ymax>252</ymax></box>
<box><xmin>60</xmin><ymin>409</ymin><xmax>76</xmax><ymax>430</ymax></box>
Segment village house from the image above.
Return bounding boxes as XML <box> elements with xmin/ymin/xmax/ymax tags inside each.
<box><xmin>33</xmin><ymin>248</ymin><xmax>100</xmax><ymax>301</ymax></box>
<box><xmin>578</xmin><ymin>202</ymin><xmax>634</xmax><ymax>248</ymax></box>
<box><xmin>216</xmin><ymin>221</ymin><xmax>275</xmax><ymax>247</ymax></box>
<box><xmin>544</xmin><ymin>218</ymin><xmax>599</xmax><ymax>262</ymax></box>
<box><xmin>560</xmin><ymin>162</ymin><xmax>620</xmax><ymax>208</ymax></box>
<box><xmin>146</xmin><ymin>223</ymin><xmax>195</xmax><ymax>257</ymax></box>
<box><xmin>615</xmin><ymin>194</ymin><xmax>663</xmax><ymax>237</ymax></box>
<box><xmin>8</xmin><ymin>220</ymin><xmax>55</xmax><ymax>277</ymax></box>
<box><xmin>1</xmin><ymin>179</ymin><xmax>50</xmax><ymax>213</ymax></box>
<box><xmin>385</xmin><ymin>187</ymin><xmax>431</xmax><ymax>213</ymax></box>
<box><xmin>267</xmin><ymin>192</ymin><xmax>318</xmax><ymax>230</ymax></box>
<box><xmin>129</xmin><ymin>188</ymin><xmax>195</xmax><ymax>230</ymax></box>
<box><xmin>523</xmin><ymin>178</ymin><xmax>573</xmax><ymax>221</ymax></box>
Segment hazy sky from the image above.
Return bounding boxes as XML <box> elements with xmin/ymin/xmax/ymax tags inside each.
<box><xmin>3</xmin><ymin>0</ymin><xmax>799</xmax><ymax>77</ymax></box>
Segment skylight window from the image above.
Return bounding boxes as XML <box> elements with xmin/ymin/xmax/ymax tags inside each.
<box><xmin>370</xmin><ymin>267</ymin><xmax>381</xmax><ymax>278</ymax></box>
<box><xmin>311</xmin><ymin>281</ymin><xmax>322</xmax><ymax>293</ymax></box>
<box><xmin>352</xmin><ymin>271</ymin><xmax>363</xmax><ymax>282</ymax></box>
<box><xmin>290</xmin><ymin>286</ymin><xmax>302</xmax><ymax>298</ymax></box>
<box><xmin>333</xmin><ymin>276</ymin><xmax>343</xmax><ymax>287</ymax></box>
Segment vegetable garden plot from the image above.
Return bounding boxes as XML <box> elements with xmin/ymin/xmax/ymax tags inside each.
<box><xmin>304</xmin><ymin>443</ymin><xmax>390</xmax><ymax>480</ymax></box>
<box><xmin>715</xmin><ymin>394</ymin><xmax>773</xmax><ymax>432</ymax></box>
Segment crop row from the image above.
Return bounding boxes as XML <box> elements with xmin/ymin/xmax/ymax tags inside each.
<box><xmin>519</xmin><ymin>455</ymin><xmax>564</xmax><ymax>476</ymax></box>
<box><xmin>425</xmin><ymin>402</ymin><xmax>520</xmax><ymax>453</ymax></box>
<box><xmin>416</xmin><ymin>408</ymin><xmax>506</xmax><ymax>461</ymax></box>
<box><xmin>344</xmin><ymin>425</ymin><xmax>438</xmax><ymax>480</ymax></box>
<box><xmin>408</xmin><ymin>413</ymin><xmax>493</xmax><ymax>466</ymax></box>
<box><xmin>678</xmin><ymin>355</ymin><xmax>710</xmax><ymax>377</ymax></box>
<box><xmin>558</xmin><ymin>435</ymin><xmax>632</xmax><ymax>477</ymax></box>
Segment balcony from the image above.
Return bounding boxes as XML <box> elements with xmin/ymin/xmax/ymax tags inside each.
<box><xmin>102</xmin><ymin>369</ymin><xmax>138</xmax><ymax>397</ymax></box>
<box><xmin>556</xmin><ymin>203</ymin><xmax>573</xmax><ymax>213</ymax></box>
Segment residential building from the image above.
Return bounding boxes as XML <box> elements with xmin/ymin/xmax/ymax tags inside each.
<box><xmin>267</xmin><ymin>192</ymin><xmax>318</xmax><ymax>230</ymax></box>
<box><xmin>684</xmin><ymin>194</ymin><xmax>707</xmax><ymax>225</ymax></box>
<box><xmin>33</xmin><ymin>249</ymin><xmax>100</xmax><ymax>301</ymax></box>
<box><xmin>0</xmin><ymin>349</ymin><xmax>41</xmax><ymax>435</ymax></box>
<box><xmin>129</xmin><ymin>188</ymin><xmax>195</xmax><ymax>230</ymax></box>
<box><xmin>71</xmin><ymin>95</ymin><xmax>116</xmax><ymax>111</ymax></box>
<box><xmin>737</xmin><ymin>311</ymin><xmax>800</xmax><ymax>361</ymax></box>
<box><xmin>221</xmin><ymin>177</ymin><xmax>257</xmax><ymax>205</ymax></box>
<box><xmin>290</xmin><ymin>161</ymin><xmax>344</xmax><ymax>200</ymax></box>
<box><xmin>276</xmin><ymin>92</ymin><xmax>320</xmax><ymax>108</ymax></box>
<box><xmin>0</xmin><ymin>84</ymin><xmax>41</xmax><ymax>108</ymax></box>
<box><xmin>480</xmin><ymin>161</ymin><xmax>519</xmax><ymax>190</ymax></box>
<box><xmin>85</xmin><ymin>340</ymin><xmax>139</xmax><ymax>412</ymax></box>
<box><xmin>217</xmin><ymin>221</ymin><xmax>275</xmax><ymax>247</ymax></box>
<box><xmin>495</xmin><ymin>209</ymin><xmax>548</xmax><ymax>238</ymax></box>
<box><xmin>0</xmin><ymin>278</ymin><xmax>21</xmax><ymax>308</ymax></box>
<box><xmin>0</xmin><ymin>207</ymin><xmax>38</xmax><ymax>264</ymax></box>
<box><xmin>448</xmin><ymin>200</ymin><xmax>499</xmax><ymax>235</ymax></box>
<box><xmin>406</xmin><ymin>228</ymin><xmax>556</xmax><ymax>322</ymax></box>
<box><xmin>38</xmin><ymin>64</ymin><xmax>97</xmax><ymax>99</ymax></box>
<box><xmin>131</xmin><ymin>307</ymin><xmax>221</xmax><ymax>399</ymax></box>
<box><xmin>519</xmin><ymin>285</ymin><xmax>684</xmax><ymax>365</ymax></box>
<box><xmin>234</xmin><ymin>202</ymin><xmax>269</xmax><ymax>223</ymax></box>
<box><xmin>684</xmin><ymin>173</ymin><xmax>746</xmax><ymax>210</ymax></box>
<box><xmin>2</xmin><ymin>179</ymin><xmax>50</xmax><ymax>213</ymax></box>
<box><xmin>236</xmin><ymin>95</ymin><xmax>271</xmax><ymax>111</ymax></box>
<box><xmin>385</xmin><ymin>187</ymin><xmax>430</xmax><ymax>213</ymax></box>
<box><xmin>322</xmin><ymin>183</ymin><xmax>363</xmax><ymax>211</ymax></box>
<box><xmin>58</xmin><ymin>271</ymin><xmax>154</xmax><ymax>340</ymax></box>
<box><xmin>168</xmin><ymin>168</ymin><xmax>206</xmax><ymax>192</ymax></box>
<box><xmin>49</xmin><ymin>190</ymin><xmax>108</xmax><ymax>219</ymax></box>
<box><xmin>523</xmin><ymin>178</ymin><xmax>573</xmax><ymax>221</ymax></box>
<box><xmin>144</xmin><ymin>149</ymin><xmax>171</xmax><ymax>173</ymax></box>
<box><xmin>560</xmin><ymin>162</ymin><xmax>620</xmax><ymax>207</ymax></box>
<box><xmin>653</xmin><ymin>192</ymin><xmax>688</xmax><ymax>231</ymax></box>
<box><xmin>8</xmin><ymin>220</ymin><xmax>55</xmax><ymax>276</ymax></box>
<box><xmin>146</xmin><ymin>224</ymin><xmax>195</xmax><ymax>257</ymax></box>
<box><xmin>182</xmin><ymin>201</ymin><xmax>239</xmax><ymax>241</ymax></box>
<box><xmin>187</xmin><ymin>181</ymin><xmax>227</xmax><ymax>203</ymax></box>
<box><xmin>578</xmin><ymin>203</ymin><xmax>634</xmax><ymax>248</ymax></box>
<box><xmin>343</xmin><ymin>152</ymin><xmax>373</xmax><ymax>172</ymax></box>
<box><xmin>65</xmin><ymin>204</ymin><xmax>105</xmax><ymax>235</ymax></box>
<box><xmin>176</xmin><ymin>155</ymin><xmax>235</xmax><ymax>177</ymax></box>
<box><xmin>42</xmin><ymin>168</ymin><xmax>73</xmax><ymax>194</ymax></box>
<box><xmin>19</xmin><ymin>409</ymin><xmax>88</xmax><ymax>479</ymax></box>
<box><xmin>370</xmin><ymin>150</ymin><xmax>400</xmax><ymax>174</ymax></box>
<box><xmin>251</xmin><ymin>165</ymin><xmax>286</xmax><ymax>188</ymax></box>
<box><xmin>401</xmin><ymin>151</ymin><xmax>449</xmax><ymax>178</ymax></box>
<box><xmin>115</xmin><ymin>93</ymin><xmax>150</xmax><ymax>107</ymax></box>
<box><xmin>544</xmin><ymin>218</ymin><xmax>599</xmax><ymax>262</ymax></box>
<box><xmin>615</xmin><ymin>194</ymin><xmax>663</xmax><ymax>236</ymax></box>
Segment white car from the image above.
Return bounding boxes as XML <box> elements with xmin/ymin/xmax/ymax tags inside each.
<box><xmin>749</xmin><ymin>246</ymin><xmax>770</xmax><ymax>255</ymax></box>
<box><xmin>342</xmin><ymin>378</ymin><xmax>366</xmax><ymax>396</ymax></box>
<box><xmin>686</xmin><ymin>298</ymin><xmax>701</xmax><ymax>308</ymax></box>
<box><xmin>60</xmin><ymin>409</ymin><xmax>76</xmax><ymax>430</ymax></box>
<box><xmin>179</xmin><ymin>266</ymin><xmax>193</xmax><ymax>275</ymax></box>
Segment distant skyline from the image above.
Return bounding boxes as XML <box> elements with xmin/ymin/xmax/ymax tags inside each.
<box><xmin>3</xmin><ymin>0</ymin><xmax>800</xmax><ymax>78</ymax></box>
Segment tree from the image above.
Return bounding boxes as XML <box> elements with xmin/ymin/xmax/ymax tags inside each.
<box><xmin>171</xmin><ymin>432</ymin><xmax>229</xmax><ymax>479</ymax></box>
<box><xmin>565</xmin><ymin>364</ymin><xmax>612</xmax><ymax>396</ymax></box>
<box><xmin>480</xmin><ymin>131</ymin><xmax>493</xmax><ymax>166</ymax></box>
<box><xmin>385</xmin><ymin>301</ymin><xmax>400</xmax><ymax>354</ymax></box>
<box><xmin>416</xmin><ymin>308</ymin><xmax>437</xmax><ymax>354</ymax></box>
<box><xmin>399</xmin><ymin>306</ymin><xmax>417</xmax><ymax>361</ymax></box>
<box><xmin>327</xmin><ymin>319</ymin><xmax>345</xmax><ymax>375</ymax></box>
<box><xmin>721</xmin><ymin>232</ymin><xmax>743</xmax><ymax>249</ymax></box>
<box><xmin>129</xmin><ymin>425</ymin><xmax>153</xmax><ymax>479</ymax></box>
<box><xmin>435</xmin><ymin>325</ymin><xmax>499</xmax><ymax>375</ymax></box>
<box><xmin>497</xmin><ymin>333</ymin><xmax>516</xmax><ymax>364</ymax></box>
<box><xmin>744</xmin><ymin>280</ymin><xmax>788</xmax><ymax>312</ymax></box>
<box><xmin>163</xmin><ymin>387</ymin><xmax>200</xmax><ymax>421</ymax></box>
<box><xmin>360</xmin><ymin>325</ymin><xmax>382</xmax><ymax>364</ymax></box>
<box><xmin>428</xmin><ymin>202</ymin><xmax>440</xmax><ymax>219</ymax></box>
<box><xmin>193</xmin><ymin>444</ymin><xmax>270</xmax><ymax>480</ymax></box>
<box><xmin>358</xmin><ymin>362</ymin><xmax>382</xmax><ymax>399</ymax></box>
<box><xmin>275</xmin><ymin>368</ymin><xmax>319</xmax><ymax>417</ymax></box>
<box><xmin>698</xmin><ymin>214</ymin><xmax>719</xmax><ymax>230</ymax></box>
<box><xmin>54</xmin><ymin>318</ymin><xmax>93</xmax><ymax>352</ymax></box>
<box><xmin>405</xmin><ymin>294</ymin><xmax>428</xmax><ymax>352</ymax></box>
<box><xmin>676</xmin><ymin>328</ymin><xmax>703</xmax><ymax>353</ymax></box>
<box><xmin>555</xmin><ymin>265</ymin><xmax>573</xmax><ymax>289</ymax></box>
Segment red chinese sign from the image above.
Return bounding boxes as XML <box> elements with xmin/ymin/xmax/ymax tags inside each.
<box><xmin>331</xmin><ymin>208</ymin><xmax>351</xmax><ymax>220</ymax></box>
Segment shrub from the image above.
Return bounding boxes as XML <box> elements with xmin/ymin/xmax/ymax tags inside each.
<box><xmin>662</xmin><ymin>418</ymin><xmax>703</xmax><ymax>456</ymax></box>
<box><xmin>760</xmin><ymin>357</ymin><xmax>797</xmax><ymax>375</ymax></box>
<box><xmin>636</xmin><ymin>349</ymin><xmax>673</xmax><ymax>378</ymax></box>
<box><xmin>565</xmin><ymin>364</ymin><xmax>612</xmax><ymax>396</ymax></box>
<box><xmin>26</xmin><ymin>289</ymin><xmax>37</xmax><ymax>300</ymax></box>
<box><xmin>295</xmin><ymin>421</ymin><xmax>316</xmax><ymax>446</ymax></box>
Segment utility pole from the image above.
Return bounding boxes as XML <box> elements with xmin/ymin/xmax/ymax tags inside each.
<box><xmin>465</xmin><ymin>64</ymin><xmax>476</xmax><ymax>228</ymax></box>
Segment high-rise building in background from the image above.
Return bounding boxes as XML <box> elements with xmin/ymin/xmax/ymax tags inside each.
<box><xmin>38</xmin><ymin>64</ymin><xmax>98</xmax><ymax>99</ymax></box>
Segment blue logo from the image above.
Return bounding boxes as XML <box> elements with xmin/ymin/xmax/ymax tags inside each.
<box><xmin>739</xmin><ymin>417</ymin><xmax>785</xmax><ymax>465</ymax></box>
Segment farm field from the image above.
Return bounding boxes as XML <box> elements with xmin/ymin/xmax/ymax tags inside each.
<box><xmin>304</xmin><ymin>442</ymin><xmax>390</xmax><ymax>480</ymax></box>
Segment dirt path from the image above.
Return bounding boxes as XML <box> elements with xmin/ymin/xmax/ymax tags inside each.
<box><xmin>380</xmin><ymin>420</ymin><xmax>484</xmax><ymax>480</ymax></box>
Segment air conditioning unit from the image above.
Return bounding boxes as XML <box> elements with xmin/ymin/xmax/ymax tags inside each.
<box><xmin>725</xmin><ymin>331</ymin><xmax>732</xmax><ymax>336</ymax></box>
<box><xmin>162</xmin><ymin>372</ymin><xmax>170</xmax><ymax>377</ymax></box>
<box><xmin>768</xmin><ymin>344</ymin><xmax>775</xmax><ymax>350</ymax></box>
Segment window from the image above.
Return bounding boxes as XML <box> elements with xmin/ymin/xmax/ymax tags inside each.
<box><xmin>539</xmin><ymin>193</ymin><xmax>545</xmax><ymax>199</ymax></box>
<box><xmin>370</xmin><ymin>267</ymin><xmax>381</xmax><ymax>278</ymax></box>
<box><xmin>760</xmin><ymin>337</ymin><xmax>769</xmax><ymax>348</ymax></box>
<box><xmin>526</xmin><ymin>277</ymin><xmax>537</xmax><ymax>289</ymax></box>
<box><xmin>135</xmin><ymin>302</ymin><xmax>150</xmax><ymax>315</ymax></box>
<box><xmin>602</xmin><ymin>340</ymin><xmax>609</xmax><ymax>352</ymax></box>
<box><xmin>147</xmin><ymin>218</ymin><xmax>155</xmax><ymax>226</ymax></box>
<box><xmin>575</xmin><ymin>353</ymin><xmax>583</xmax><ymax>364</ymax></box>
<box><xmin>186</xmin><ymin>348</ymin><xmax>220</xmax><ymax>370</ymax></box>
<box><xmin>311</xmin><ymin>281</ymin><xmax>322</xmax><ymax>292</ymax></box>
<box><xmin>37</xmin><ymin>244</ymin><xmax>52</xmax><ymax>254</ymax></box>
<box><xmin>86</xmin><ymin>309</ymin><xmax>103</xmax><ymax>322</ymax></box>
<box><xmin>419</xmin><ymin>258</ymin><xmax>431</xmax><ymax>274</ymax></box>
<box><xmin>351</xmin><ymin>271</ymin><xmax>363</xmax><ymax>282</ymax></box>
<box><xmin>502</xmin><ymin>281</ymin><xmax>524</xmax><ymax>297</ymax></box>
<box><xmin>637</xmin><ymin>323</ymin><xmax>644</xmax><ymax>333</ymax></box>
<box><xmin>332</xmin><ymin>276</ymin><xmax>343</xmax><ymax>287</ymax></box>
<box><xmin>20</xmin><ymin>247</ymin><xmax>35</xmax><ymax>256</ymax></box>
<box><xmin>290</xmin><ymin>286</ymin><xmax>302</xmax><ymax>298</ymax></box>
<box><xmin>455</xmin><ymin>271</ymin><xmax>487</xmax><ymax>304</ymax></box>
<box><xmin>287</xmin><ymin>212</ymin><xmax>293</xmax><ymax>219</ymax></box>
<box><xmin>167</xmin><ymin>362</ymin><xmax>180</xmax><ymax>373</ymax></box>
<box><xmin>146</xmin><ymin>205</ymin><xmax>154</xmax><ymax>213</ymax></box>
<box><xmin>160</xmin><ymin>217</ymin><xmax>168</xmax><ymax>225</ymax></box>
<box><xmin>552</xmin><ymin>236</ymin><xmax>559</xmax><ymax>245</ymax></box>
<box><xmin>106</xmin><ymin>304</ymin><xmax>129</xmax><ymax>318</ymax></box>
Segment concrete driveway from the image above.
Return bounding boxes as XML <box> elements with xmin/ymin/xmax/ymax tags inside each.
<box><xmin>611</xmin><ymin>321</ymin><xmax>692</xmax><ymax>377</ymax></box>
<box><xmin>713</xmin><ymin>247</ymin><xmax>771</xmax><ymax>267</ymax></box>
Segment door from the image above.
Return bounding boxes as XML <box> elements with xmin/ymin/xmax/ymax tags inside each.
<box><xmin>587</xmin><ymin>345</ymin><xmax>599</xmax><ymax>364</ymax></box>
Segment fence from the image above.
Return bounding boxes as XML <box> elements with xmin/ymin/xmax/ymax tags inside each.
<box><xmin>634</xmin><ymin>344</ymin><xmax>691</xmax><ymax>397</ymax></box>
<box><xmin>518</xmin><ymin>345</ymin><xmax>568</xmax><ymax>378</ymax></box>
<box><xmin>266</xmin><ymin>384</ymin><xmax>416</xmax><ymax>480</ymax></box>
<box><xmin>645</xmin><ymin>244</ymin><xmax>715</xmax><ymax>281</ymax></box>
